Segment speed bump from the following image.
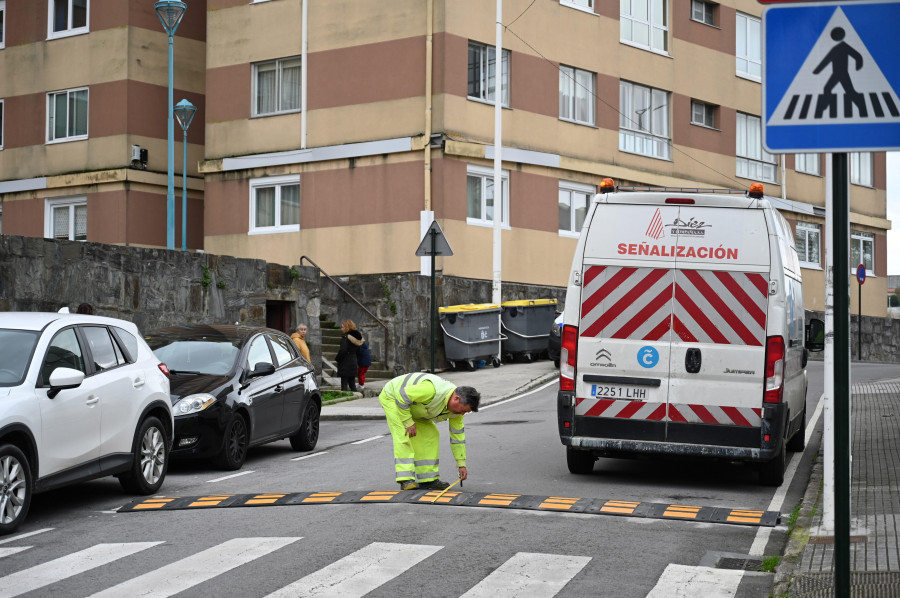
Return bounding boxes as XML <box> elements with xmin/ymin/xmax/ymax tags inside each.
<box><xmin>119</xmin><ymin>491</ymin><xmax>780</xmax><ymax>527</ymax></box>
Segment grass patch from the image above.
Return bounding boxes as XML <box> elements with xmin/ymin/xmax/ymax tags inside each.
<box><xmin>322</xmin><ymin>390</ymin><xmax>355</xmax><ymax>403</ymax></box>
<box><xmin>787</xmin><ymin>502</ymin><xmax>803</xmax><ymax>535</ymax></box>
<box><xmin>758</xmin><ymin>555</ymin><xmax>781</xmax><ymax>572</ymax></box>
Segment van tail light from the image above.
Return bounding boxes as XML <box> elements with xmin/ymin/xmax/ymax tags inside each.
<box><xmin>158</xmin><ymin>363</ymin><xmax>171</xmax><ymax>379</ymax></box>
<box><xmin>763</xmin><ymin>336</ymin><xmax>785</xmax><ymax>404</ymax></box>
<box><xmin>560</xmin><ymin>325</ymin><xmax>578</xmax><ymax>391</ymax></box>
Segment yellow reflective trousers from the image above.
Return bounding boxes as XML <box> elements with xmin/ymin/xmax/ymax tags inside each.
<box><xmin>379</xmin><ymin>392</ymin><xmax>441</xmax><ymax>483</ymax></box>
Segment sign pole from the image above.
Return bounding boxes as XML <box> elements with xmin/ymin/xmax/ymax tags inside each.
<box><xmin>415</xmin><ymin>220</ymin><xmax>453</xmax><ymax>375</ymax></box>
<box><xmin>858</xmin><ymin>278</ymin><xmax>862</xmax><ymax>361</ymax></box>
<box><xmin>431</xmin><ymin>229</ymin><xmax>436</xmax><ymax>374</ymax></box>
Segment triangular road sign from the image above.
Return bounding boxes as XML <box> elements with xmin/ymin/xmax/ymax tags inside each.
<box><xmin>415</xmin><ymin>221</ymin><xmax>454</xmax><ymax>257</ymax></box>
<box><xmin>768</xmin><ymin>7</ymin><xmax>900</xmax><ymax>127</ymax></box>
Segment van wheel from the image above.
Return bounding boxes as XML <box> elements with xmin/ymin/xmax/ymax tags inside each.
<box><xmin>0</xmin><ymin>444</ymin><xmax>32</xmax><ymax>535</ymax></box>
<box><xmin>119</xmin><ymin>416</ymin><xmax>168</xmax><ymax>495</ymax></box>
<box><xmin>759</xmin><ymin>442</ymin><xmax>785</xmax><ymax>486</ymax></box>
<box><xmin>566</xmin><ymin>448</ymin><xmax>595</xmax><ymax>475</ymax></box>
<box><xmin>787</xmin><ymin>406</ymin><xmax>807</xmax><ymax>452</ymax></box>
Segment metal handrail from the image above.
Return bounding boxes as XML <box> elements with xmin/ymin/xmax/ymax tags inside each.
<box><xmin>299</xmin><ymin>256</ymin><xmax>391</xmax><ymax>369</ymax></box>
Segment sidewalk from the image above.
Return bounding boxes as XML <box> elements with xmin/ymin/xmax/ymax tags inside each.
<box><xmin>320</xmin><ymin>360</ymin><xmax>558</xmax><ymax>420</ymax></box>
<box><xmin>777</xmin><ymin>377</ymin><xmax>900</xmax><ymax>597</ymax></box>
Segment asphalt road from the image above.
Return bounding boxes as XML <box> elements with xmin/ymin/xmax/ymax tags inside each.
<box><xmin>2</xmin><ymin>361</ymin><xmax>898</xmax><ymax>597</ymax></box>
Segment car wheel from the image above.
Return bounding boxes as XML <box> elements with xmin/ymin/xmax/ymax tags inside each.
<box><xmin>290</xmin><ymin>400</ymin><xmax>320</xmax><ymax>451</ymax></box>
<box><xmin>0</xmin><ymin>444</ymin><xmax>32</xmax><ymax>535</ymax></box>
<box><xmin>566</xmin><ymin>447</ymin><xmax>595</xmax><ymax>475</ymax></box>
<box><xmin>787</xmin><ymin>406</ymin><xmax>807</xmax><ymax>452</ymax></box>
<box><xmin>119</xmin><ymin>416</ymin><xmax>169</xmax><ymax>495</ymax></box>
<box><xmin>215</xmin><ymin>415</ymin><xmax>249</xmax><ymax>471</ymax></box>
<box><xmin>759</xmin><ymin>440</ymin><xmax>786</xmax><ymax>486</ymax></box>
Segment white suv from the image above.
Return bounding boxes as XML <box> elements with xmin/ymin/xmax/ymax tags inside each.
<box><xmin>0</xmin><ymin>312</ymin><xmax>173</xmax><ymax>534</ymax></box>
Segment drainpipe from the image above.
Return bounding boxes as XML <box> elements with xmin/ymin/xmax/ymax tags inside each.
<box><xmin>424</xmin><ymin>0</ymin><xmax>433</xmax><ymax>211</ymax></box>
<box><xmin>301</xmin><ymin>0</ymin><xmax>308</xmax><ymax>149</ymax></box>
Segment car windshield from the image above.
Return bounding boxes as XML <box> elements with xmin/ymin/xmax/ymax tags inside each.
<box><xmin>148</xmin><ymin>339</ymin><xmax>240</xmax><ymax>376</ymax></box>
<box><xmin>0</xmin><ymin>329</ymin><xmax>40</xmax><ymax>386</ymax></box>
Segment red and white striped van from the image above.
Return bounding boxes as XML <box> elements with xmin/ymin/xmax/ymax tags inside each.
<box><xmin>557</xmin><ymin>181</ymin><xmax>816</xmax><ymax>486</ymax></box>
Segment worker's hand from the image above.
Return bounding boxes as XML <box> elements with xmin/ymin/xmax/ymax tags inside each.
<box><xmin>458</xmin><ymin>466</ymin><xmax>468</xmax><ymax>481</ymax></box>
<box><xmin>405</xmin><ymin>424</ymin><xmax>417</xmax><ymax>437</ymax></box>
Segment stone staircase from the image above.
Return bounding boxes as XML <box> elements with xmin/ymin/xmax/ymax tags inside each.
<box><xmin>319</xmin><ymin>317</ymin><xmax>393</xmax><ymax>388</ymax></box>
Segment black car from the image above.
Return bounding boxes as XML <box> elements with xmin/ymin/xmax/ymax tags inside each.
<box><xmin>145</xmin><ymin>324</ymin><xmax>320</xmax><ymax>470</ymax></box>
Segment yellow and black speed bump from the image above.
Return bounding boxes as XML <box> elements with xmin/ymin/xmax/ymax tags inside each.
<box><xmin>120</xmin><ymin>491</ymin><xmax>780</xmax><ymax>527</ymax></box>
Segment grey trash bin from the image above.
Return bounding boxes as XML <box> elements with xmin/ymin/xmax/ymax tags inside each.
<box><xmin>501</xmin><ymin>299</ymin><xmax>558</xmax><ymax>362</ymax></box>
<box><xmin>439</xmin><ymin>303</ymin><xmax>504</xmax><ymax>370</ymax></box>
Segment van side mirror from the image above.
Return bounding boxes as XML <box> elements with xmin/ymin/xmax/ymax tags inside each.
<box><xmin>805</xmin><ymin>318</ymin><xmax>825</xmax><ymax>352</ymax></box>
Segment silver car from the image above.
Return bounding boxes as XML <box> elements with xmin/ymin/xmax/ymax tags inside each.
<box><xmin>0</xmin><ymin>312</ymin><xmax>173</xmax><ymax>534</ymax></box>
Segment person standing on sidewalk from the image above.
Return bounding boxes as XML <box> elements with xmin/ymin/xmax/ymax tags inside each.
<box><xmin>378</xmin><ymin>372</ymin><xmax>480</xmax><ymax>490</ymax></box>
<box><xmin>290</xmin><ymin>324</ymin><xmax>311</xmax><ymax>362</ymax></box>
<box><xmin>336</xmin><ymin>320</ymin><xmax>363</xmax><ymax>392</ymax></box>
<box><xmin>357</xmin><ymin>338</ymin><xmax>372</xmax><ymax>388</ymax></box>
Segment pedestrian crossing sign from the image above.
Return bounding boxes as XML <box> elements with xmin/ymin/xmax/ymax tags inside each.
<box><xmin>763</xmin><ymin>1</ymin><xmax>900</xmax><ymax>152</ymax></box>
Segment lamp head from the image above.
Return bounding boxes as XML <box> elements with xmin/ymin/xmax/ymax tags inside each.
<box><xmin>154</xmin><ymin>1</ymin><xmax>187</xmax><ymax>36</ymax></box>
<box><xmin>174</xmin><ymin>98</ymin><xmax>198</xmax><ymax>131</ymax></box>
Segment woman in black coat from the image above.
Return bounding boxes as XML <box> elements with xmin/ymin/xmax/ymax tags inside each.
<box><xmin>336</xmin><ymin>319</ymin><xmax>364</xmax><ymax>391</ymax></box>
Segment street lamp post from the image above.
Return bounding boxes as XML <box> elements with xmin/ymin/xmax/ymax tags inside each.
<box><xmin>174</xmin><ymin>99</ymin><xmax>197</xmax><ymax>252</ymax></box>
<box><xmin>154</xmin><ymin>1</ymin><xmax>187</xmax><ymax>251</ymax></box>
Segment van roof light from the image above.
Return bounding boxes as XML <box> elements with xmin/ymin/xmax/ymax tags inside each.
<box><xmin>749</xmin><ymin>183</ymin><xmax>764</xmax><ymax>198</ymax></box>
<box><xmin>665</xmin><ymin>198</ymin><xmax>695</xmax><ymax>204</ymax></box>
<box><xmin>600</xmin><ymin>178</ymin><xmax>615</xmax><ymax>193</ymax></box>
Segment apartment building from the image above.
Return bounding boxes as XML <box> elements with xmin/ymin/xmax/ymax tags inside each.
<box><xmin>0</xmin><ymin>1</ymin><xmax>891</xmax><ymax>316</ymax></box>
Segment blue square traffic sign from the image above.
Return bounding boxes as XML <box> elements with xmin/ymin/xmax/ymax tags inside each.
<box><xmin>763</xmin><ymin>1</ymin><xmax>900</xmax><ymax>153</ymax></box>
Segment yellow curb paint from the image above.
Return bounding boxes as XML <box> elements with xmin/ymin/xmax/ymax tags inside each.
<box><xmin>727</xmin><ymin>516</ymin><xmax>763</xmax><ymax>523</ymax></box>
<box><xmin>420</xmin><ymin>492</ymin><xmax>460</xmax><ymax>503</ymax></box>
<box><xmin>362</xmin><ymin>492</ymin><xmax>400</xmax><ymax>501</ymax></box>
<box><xmin>302</xmin><ymin>492</ymin><xmax>343</xmax><ymax>503</ymax></box>
<box><xmin>600</xmin><ymin>500</ymin><xmax>639</xmax><ymax>514</ymax></box>
<box><xmin>133</xmin><ymin>503</ymin><xmax>167</xmax><ymax>509</ymax></box>
<box><xmin>663</xmin><ymin>505</ymin><xmax>701</xmax><ymax>519</ymax></box>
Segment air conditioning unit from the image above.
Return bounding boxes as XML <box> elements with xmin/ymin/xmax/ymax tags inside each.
<box><xmin>131</xmin><ymin>145</ymin><xmax>141</xmax><ymax>162</ymax></box>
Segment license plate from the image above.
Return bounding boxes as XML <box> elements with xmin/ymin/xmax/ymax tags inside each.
<box><xmin>591</xmin><ymin>385</ymin><xmax>649</xmax><ymax>400</ymax></box>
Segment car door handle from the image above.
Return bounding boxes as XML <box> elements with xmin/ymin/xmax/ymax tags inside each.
<box><xmin>86</xmin><ymin>396</ymin><xmax>100</xmax><ymax>406</ymax></box>
<box><xmin>274</xmin><ymin>385</ymin><xmax>284</xmax><ymax>393</ymax></box>
<box><xmin>133</xmin><ymin>377</ymin><xmax>145</xmax><ymax>388</ymax></box>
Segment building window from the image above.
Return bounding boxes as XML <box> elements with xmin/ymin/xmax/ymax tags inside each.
<box><xmin>795</xmin><ymin>222</ymin><xmax>820</xmax><ymax>268</ymax></box>
<box><xmin>691</xmin><ymin>99</ymin><xmax>717</xmax><ymax>128</ymax></box>
<box><xmin>1</xmin><ymin>1</ymin><xmax>6</xmax><ymax>49</ymax></box>
<box><xmin>559</xmin><ymin>182</ymin><xmax>594</xmax><ymax>237</ymax></box>
<box><xmin>46</xmin><ymin>197</ymin><xmax>87</xmax><ymax>241</ymax></box>
<box><xmin>736</xmin><ymin>113</ymin><xmax>777</xmax><ymax>182</ymax></box>
<box><xmin>850</xmin><ymin>152</ymin><xmax>873</xmax><ymax>186</ymax></box>
<box><xmin>619</xmin><ymin>81</ymin><xmax>671</xmax><ymax>160</ymax></box>
<box><xmin>253</xmin><ymin>56</ymin><xmax>301</xmax><ymax>116</ymax></box>
<box><xmin>621</xmin><ymin>0</ymin><xmax>668</xmax><ymax>54</ymax></box>
<box><xmin>851</xmin><ymin>231</ymin><xmax>874</xmax><ymax>273</ymax></box>
<box><xmin>795</xmin><ymin>154</ymin><xmax>820</xmax><ymax>176</ymax></box>
<box><xmin>691</xmin><ymin>0</ymin><xmax>715</xmax><ymax>26</ymax></box>
<box><xmin>466</xmin><ymin>165</ymin><xmax>509</xmax><ymax>228</ymax></box>
<box><xmin>48</xmin><ymin>0</ymin><xmax>88</xmax><ymax>39</ymax></box>
<box><xmin>47</xmin><ymin>88</ymin><xmax>88</xmax><ymax>142</ymax></box>
<box><xmin>250</xmin><ymin>175</ymin><xmax>300</xmax><ymax>234</ymax></box>
<box><xmin>736</xmin><ymin>13</ymin><xmax>761</xmax><ymax>81</ymax></box>
<box><xmin>468</xmin><ymin>41</ymin><xmax>509</xmax><ymax>107</ymax></box>
<box><xmin>561</xmin><ymin>0</ymin><xmax>593</xmax><ymax>11</ymax></box>
<box><xmin>559</xmin><ymin>66</ymin><xmax>595</xmax><ymax>126</ymax></box>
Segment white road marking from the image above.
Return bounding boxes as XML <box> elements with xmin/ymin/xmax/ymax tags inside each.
<box><xmin>0</xmin><ymin>528</ymin><xmax>53</xmax><ymax>545</ymax></box>
<box><xmin>291</xmin><ymin>451</ymin><xmax>329</xmax><ymax>461</ymax></box>
<box><xmin>0</xmin><ymin>547</ymin><xmax>30</xmax><ymax>559</ymax></box>
<box><xmin>749</xmin><ymin>393</ymin><xmax>825</xmax><ymax>556</ymax></box>
<box><xmin>87</xmin><ymin>537</ymin><xmax>301</xmax><ymax>598</ymax></box>
<box><xmin>264</xmin><ymin>541</ymin><xmax>441</xmax><ymax>598</ymax></box>
<box><xmin>351</xmin><ymin>435</ymin><xmax>384</xmax><ymax>445</ymax></box>
<box><xmin>206</xmin><ymin>470</ymin><xmax>255</xmax><ymax>483</ymax></box>
<box><xmin>480</xmin><ymin>380</ymin><xmax>557</xmax><ymax>410</ymax></box>
<box><xmin>645</xmin><ymin>564</ymin><xmax>744</xmax><ymax>598</ymax></box>
<box><xmin>461</xmin><ymin>552</ymin><xmax>590</xmax><ymax>598</ymax></box>
<box><xmin>0</xmin><ymin>542</ymin><xmax>163</xmax><ymax>598</ymax></box>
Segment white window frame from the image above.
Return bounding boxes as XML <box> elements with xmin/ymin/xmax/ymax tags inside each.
<box><xmin>561</xmin><ymin>0</ymin><xmax>593</xmax><ymax>13</ymax></box>
<box><xmin>558</xmin><ymin>181</ymin><xmax>594</xmax><ymax>238</ymax></box>
<box><xmin>619</xmin><ymin>80</ymin><xmax>671</xmax><ymax>160</ymax></box>
<box><xmin>47</xmin><ymin>0</ymin><xmax>89</xmax><ymax>40</ymax></box>
<box><xmin>850</xmin><ymin>152</ymin><xmax>873</xmax><ymax>187</ymax></box>
<box><xmin>621</xmin><ymin>0</ymin><xmax>669</xmax><ymax>55</ymax></box>
<box><xmin>795</xmin><ymin>153</ymin><xmax>821</xmax><ymax>176</ymax></box>
<box><xmin>467</xmin><ymin>41</ymin><xmax>510</xmax><ymax>107</ymax></box>
<box><xmin>252</xmin><ymin>56</ymin><xmax>302</xmax><ymax>117</ymax></box>
<box><xmin>47</xmin><ymin>87</ymin><xmax>88</xmax><ymax>143</ymax></box>
<box><xmin>249</xmin><ymin>175</ymin><xmax>301</xmax><ymax>235</ymax></box>
<box><xmin>691</xmin><ymin>0</ymin><xmax>715</xmax><ymax>26</ymax></box>
<box><xmin>850</xmin><ymin>230</ymin><xmax>875</xmax><ymax>275</ymax></box>
<box><xmin>466</xmin><ymin>164</ymin><xmax>509</xmax><ymax>229</ymax></box>
<box><xmin>1</xmin><ymin>1</ymin><xmax>6</xmax><ymax>49</ymax></box>
<box><xmin>45</xmin><ymin>196</ymin><xmax>87</xmax><ymax>241</ymax></box>
<box><xmin>559</xmin><ymin>65</ymin><xmax>595</xmax><ymax>126</ymax></box>
<box><xmin>795</xmin><ymin>222</ymin><xmax>821</xmax><ymax>269</ymax></box>
<box><xmin>736</xmin><ymin>12</ymin><xmax>761</xmax><ymax>81</ymax></box>
<box><xmin>736</xmin><ymin>112</ymin><xmax>777</xmax><ymax>182</ymax></box>
<box><xmin>690</xmin><ymin>99</ymin><xmax>717</xmax><ymax>129</ymax></box>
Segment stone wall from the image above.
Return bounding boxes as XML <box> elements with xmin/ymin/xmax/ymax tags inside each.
<box><xmin>806</xmin><ymin>310</ymin><xmax>900</xmax><ymax>362</ymax></box>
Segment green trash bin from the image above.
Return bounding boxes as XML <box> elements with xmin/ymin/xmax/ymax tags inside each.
<box><xmin>439</xmin><ymin>303</ymin><xmax>504</xmax><ymax>370</ymax></box>
<box><xmin>501</xmin><ymin>298</ymin><xmax>558</xmax><ymax>362</ymax></box>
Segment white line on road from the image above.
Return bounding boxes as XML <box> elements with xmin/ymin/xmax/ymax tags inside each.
<box><xmin>645</xmin><ymin>564</ymin><xmax>744</xmax><ymax>598</ymax></box>
<box><xmin>206</xmin><ymin>470</ymin><xmax>255</xmax><ymax>483</ymax></box>
<box><xmin>480</xmin><ymin>380</ymin><xmax>558</xmax><ymax>411</ymax></box>
<box><xmin>0</xmin><ymin>547</ymin><xmax>30</xmax><ymax>559</ymax></box>
<box><xmin>351</xmin><ymin>435</ymin><xmax>385</xmax><ymax>445</ymax></box>
<box><xmin>0</xmin><ymin>542</ymin><xmax>163</xmax><ymax>598</ymax></box>
<box><xmin>264</xmin><ymin>542</ymin><xmax>442</xmax><ymax>598</ymax></box>
<box><xmin>749</xmin><ymin>393</ymin><xmax>826</xmax><ymax>556</ymax></box>
<box><xmin>460</xmin><ymin>552</ymin><xmax>591</xmax><ymax>598</ymax></box>
<box><xmin>291</xmin><ymin>451</ymin><xmax>329</xmax><ymax>461</ymax></box>
<box><xmin>0</xmin><ymin>528</ymin><xmax>53</xmax><ymax>546</ymax></box>
<box><xmin>87</xmin><ymin>537</ymin><xmax>301</xmax><ymax>598</ymax></box>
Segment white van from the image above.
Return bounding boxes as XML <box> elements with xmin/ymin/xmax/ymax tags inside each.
<box><xmin>557</xmin><ymin>181</ymin><xmax>822</xmax><ymax>485</ymax></box>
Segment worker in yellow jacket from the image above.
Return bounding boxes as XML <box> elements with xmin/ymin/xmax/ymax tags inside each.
<box><xmin>378</xmin><ymin>373</ymin><xmax>480</xmax><ymax>490</ymax></box>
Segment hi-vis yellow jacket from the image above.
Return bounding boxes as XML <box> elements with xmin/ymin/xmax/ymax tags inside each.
<box><xmin>382</xmin><ymin>373</ymin><xmax>467</xmax><ymax>466</ymax></box>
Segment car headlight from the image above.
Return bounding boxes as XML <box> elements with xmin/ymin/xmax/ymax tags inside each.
<box><xmin>174</xmin><ymin>394</ymin><xmax>216</xmax><ymax>415</ymax></box>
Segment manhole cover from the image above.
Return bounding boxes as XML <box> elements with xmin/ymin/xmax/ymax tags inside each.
<box><xmin>717</xmin><ymin>557</ymin><xmax>763</xmax><ymax>571</ymax></box>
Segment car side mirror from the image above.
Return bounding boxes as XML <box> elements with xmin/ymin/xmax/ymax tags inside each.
<box><xmin>805</xmin><ymin>318</ymin><xmax>825</xmax><ymax>352</ymax></box>
<box><xmin>47</xmin><ymin>367</ymin><xmax>85</xmax><ymax>399</ymax></box>
<box><xmin>249</xmin><ymin>362</ymin><xmax>276</xmax><ymax>379</ymax></box>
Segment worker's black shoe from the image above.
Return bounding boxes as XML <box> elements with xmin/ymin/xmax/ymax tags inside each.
<box><xmin>399</xmin><ymin>480</ymin><xmax>418</xmax><ymax>491</ymax></box>
<box><xmin>420</xmin><ymin>479</ymin><xmax>450</xmax><ymax>490</ymax></box>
